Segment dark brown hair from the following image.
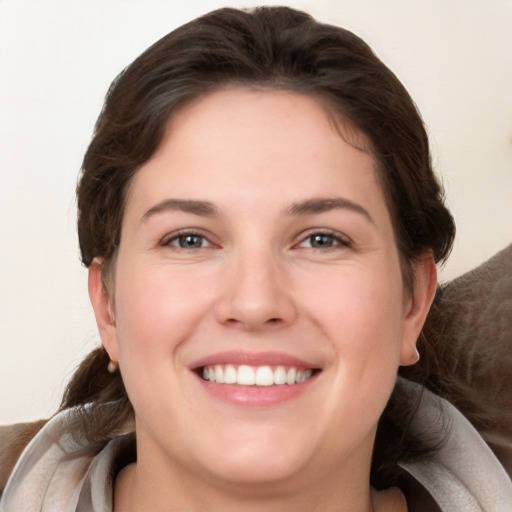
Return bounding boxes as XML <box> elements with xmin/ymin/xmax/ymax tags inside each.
<box><xmin>64</xmin><ymin>6</ymin><xmax>456</xmax><ymax>487</ymax></box>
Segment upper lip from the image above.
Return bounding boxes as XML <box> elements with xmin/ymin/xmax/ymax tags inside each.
<box><xmin>189</xmin><ymin>350</ymin><xmax>320</xmax><ymax>370</ymax></box>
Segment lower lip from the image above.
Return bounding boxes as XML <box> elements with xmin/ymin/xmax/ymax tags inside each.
<box><xmin>194</xmin><ymin>373</ymin><xmax>318</xmax><ymax>407</ymax></box>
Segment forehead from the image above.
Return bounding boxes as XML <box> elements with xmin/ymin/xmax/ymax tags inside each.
<box><xmin>126</xmin><ymin>88</ymin><xmax>380</xmax><ymax>203</ymax></box>
<box><xmin>170</xmin><ymin>86</ymin><xmax>373</xmax><ymax>154</ymax></box>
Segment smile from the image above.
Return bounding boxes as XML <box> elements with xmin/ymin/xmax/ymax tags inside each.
<box><xmin>201</xmin><ymin>364</ymin><xmax>314</xmax><ymax>386</ymax></box>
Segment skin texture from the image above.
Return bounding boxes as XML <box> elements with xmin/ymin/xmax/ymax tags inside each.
<box><xmin>89</xmin><ymin>89</ymin><xmax>436</xmax><ymax>511</ymax></box>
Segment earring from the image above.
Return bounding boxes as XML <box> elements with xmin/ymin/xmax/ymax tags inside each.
<box><xmin>107</xmin><ymin>360</ymin><xmax>119</xmax><ymax>373</ymax></box>
<box><xmin>412</xmin><ymin>346</ymin><xmax>420</xmax><ymax>364</ymax></box>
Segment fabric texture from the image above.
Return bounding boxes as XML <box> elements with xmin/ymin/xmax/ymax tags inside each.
<box><xmin>1</xmin><ymin>381</ymin><xmax>511</xmax><ymax>512</ymax></box>
<box><xmin>0</xmin><ymin>407</ymin><xmax>126</xmax><ymax>512</ymax></box>
<box><xmin>398</xmin><ymin>380</ymin><xmax>512</xmax><ymax>512</ymax></box>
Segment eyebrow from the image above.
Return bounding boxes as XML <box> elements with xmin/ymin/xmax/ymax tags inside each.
<box><xmin>140</xmin><ymin>196</ymin><xmax>374</xmax><ymax>224</ymax></box>
<box><xmin>286</xmin><ymin>197</ymin><xmax>374</xmax><ymax>224</ymax></box>
<box><xmin>141</xmin><ymin>199</ymin><xmax>219</xmax><ymax>222</ymax></box>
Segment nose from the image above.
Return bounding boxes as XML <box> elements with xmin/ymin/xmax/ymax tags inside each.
<box><xmin>214</xmin><ymin>246</ymin><xmax>297</xmax><ymax>331</ymax></box>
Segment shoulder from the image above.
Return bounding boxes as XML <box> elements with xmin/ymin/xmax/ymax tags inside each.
<box><xmin>422</xmin><ymin>244</ymin><xmax>512</xmax><ymax>473</ymax></box>
<box><xmin>399</xmin><ymin>380</ymin><xmax>512</xmax><ymax>512</ymax></box>
<box><xmin>0</xmin><ymin>407</ymin><xmax>135</xmax><ymax>510</ymax></box>
<box><xmin>0</xmin><ymin>419</ymin><xmax>48</xmax><ymax>498</ymax></box>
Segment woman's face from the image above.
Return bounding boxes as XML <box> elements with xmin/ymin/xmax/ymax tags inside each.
<box><xmin>91</xmin><ymin>89</ymin><xmax>434</xmax><ymax>491</ymax></box>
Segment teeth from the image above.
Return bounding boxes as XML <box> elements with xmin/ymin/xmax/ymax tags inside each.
<box><xmin>295</xmin><ymin>369</ymin><xmax>313</xmax><ymax>383</ymax></box>
<box><xmin>273</xmin><ymin>366</ymin><xmax>287</xmax><ymax>385</ymax></box>
<box><xmin>201</xmin><ymin>364</ymin><xmax>315</xmax><ymax>386</ymax></box>
<box><xmin>255</xmin><ymin>366</ymin><xmax>274</xmax><ymax>386</ymax></box>
<box><xmin>214</xmin><ymin>365</ymin><xmax>224</xmax><ymax>384</ymax></box>
<box><xmin>237</xmin><ymin>365</ymin><xmax>255</xmax><ymax>385</ymax></box>
<box><xmin>224</xmin><ymin>364</ymin><xmax>237</xmax><ymax>384</ymax></box>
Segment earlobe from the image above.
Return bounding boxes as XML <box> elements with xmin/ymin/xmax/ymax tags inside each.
<box><xmin>88</xmin><ymin>258</ymin><xmax>119</xmax><ymax>364</ymax></box>
<box><xmin>400</xmin><ymin>254</ymin><xmax>437</xmax><ymax>366</ymax></box>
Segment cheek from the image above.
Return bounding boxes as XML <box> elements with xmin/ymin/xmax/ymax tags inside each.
<box><xmin>291</xmin><ymin>264</ymin><xmax>406</xmax><ymax>462</ymax></box>
<box><xmin>301</xmin><ymin>261</ymin><xmax>405</xmax><ymax>418</ymax></box>
<box><xmin>111</xmin><ymin>262</ymin><xmax>218</xmax><ymax>423</ymax></box>
<box><xmin>113</xmin><ymin>262</ymin><xmax>215</xmax><ymax>364</ymax></box>
<box><xmin>303</xmin><ymin>264</ymin><xmax>405</xmax><ymax>353</ymax></box>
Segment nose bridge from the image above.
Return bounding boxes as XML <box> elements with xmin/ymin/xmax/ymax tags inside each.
<box><xmin>216</xmin><ymin>240</ymin><xmax>295</xmax><ymax>329</ymax></box>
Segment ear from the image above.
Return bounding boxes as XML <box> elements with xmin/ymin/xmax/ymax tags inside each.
<box><xmin>88</xmin><ymin>258</ymin><xmax>118</xmax><ymax>364</ymax></box>
<box><xmin>400</xmin><ymin>253</ymin><xmax>437</xmax><ymax>366</ymax></box>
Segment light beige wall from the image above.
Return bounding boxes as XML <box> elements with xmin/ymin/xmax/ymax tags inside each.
<box><xmin>1</xmin><ymin>0</ymin><xmax>511</xmax><ymax>423</ymax></box>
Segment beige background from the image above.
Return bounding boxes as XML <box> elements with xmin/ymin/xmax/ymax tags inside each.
<box><xmin>1</xmin><ymin>0</ymin><xmax>511</xmax><ymax>423</ymax></box>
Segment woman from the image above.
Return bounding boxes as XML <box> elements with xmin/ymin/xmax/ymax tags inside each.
<box><xmin>1</xmin><ymin>6</ymin><xmax>510</xmax><ymax>511</ymax></box>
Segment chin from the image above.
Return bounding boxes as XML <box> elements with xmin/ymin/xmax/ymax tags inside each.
<box><xmin>193</xmin><ymin>428</ymin><xmax>315</xmax><ymax>486</ymax></box>
<box><xmin>204</xmin><ymin>453</ymin><xmax>307</xmax><ymax>487</ymax></box>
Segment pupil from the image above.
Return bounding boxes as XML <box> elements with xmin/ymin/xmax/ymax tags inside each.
<box><xmin>180</xmin><ymin>235</ymin><xmax>201</xmax><ymax>248</ymax></box>
<box><xmin>312</xmin><ymin>234</ymin><xmax>332</xmax><ymax>248</ymax></box>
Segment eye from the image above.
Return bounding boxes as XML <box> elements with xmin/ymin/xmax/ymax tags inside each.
<box><xmin>297</xmin><ymin>231</ymin><xmax>350</xmax><ymax>250</ymax></box>
<box><xmin>163</xmin><ymin>231</ymin><xmax>213</xmax><ymax>249</ymax></box>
